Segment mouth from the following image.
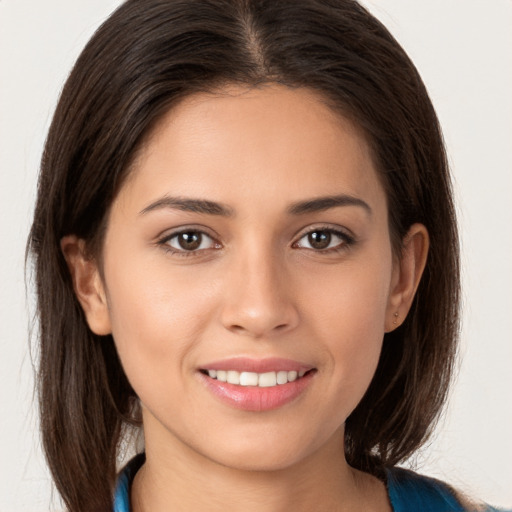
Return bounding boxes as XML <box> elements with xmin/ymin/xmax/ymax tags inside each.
<box><xmin>197</xmin><ymin>358</ymin><xmax>317</xmax><ymax>412</ymax></box>
<box><xmin>199</xmin><ymin>368</ymin><xmax>315</xmax><ymax>387</ymax></box>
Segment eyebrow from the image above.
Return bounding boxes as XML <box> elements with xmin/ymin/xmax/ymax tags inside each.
<box><xmin>139</xmin><ymin>194</ymin><xmax>371</xmax><ymax>217</ymax></box>
<box><xmin>287</xmin><ymin>194</ymin><xmax>372</xmax><ymax>216</ymax></box>
<box><xmin>140</xmin><ymin>196</ymin><xmax>234</xmax><ymax>216</ymax></box>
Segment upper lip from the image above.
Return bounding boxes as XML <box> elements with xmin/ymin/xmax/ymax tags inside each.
<box><xmin>199</xmin><ymin>357</ymin><xmax>315</xmax><ymax>374</ymax></box>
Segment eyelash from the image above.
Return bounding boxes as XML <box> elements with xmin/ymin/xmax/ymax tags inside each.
<box><xmin>157</xmin><ymin>226</ymin><xmax>355</xmax><ymax>257</ymax></box>
<box><xmin>157</xmin><ymin>228</ymin><xmax>220</xmax><ymax>258</ymax></box>
<box><xmin>293</xmin><ymin>227</ymin><xmax>355</xmax><ymax>254</ymax></box>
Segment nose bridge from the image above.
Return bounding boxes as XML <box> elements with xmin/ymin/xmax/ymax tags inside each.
<box><xmin>220</xmin><ymin>239</ymin><xmax>298</xmax><ymax>338</ymax></box>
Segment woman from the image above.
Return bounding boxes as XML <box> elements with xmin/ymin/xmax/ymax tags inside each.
<box><xmin>27</xmin><ymin>0</ymin><xmax>496</xmax><ymax>510</ymax></box>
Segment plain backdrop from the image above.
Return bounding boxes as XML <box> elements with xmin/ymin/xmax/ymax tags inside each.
<box><xmin>1</xmin><ymin>1</ymin><xmax>511</xmax><ymax>510</ymax></box>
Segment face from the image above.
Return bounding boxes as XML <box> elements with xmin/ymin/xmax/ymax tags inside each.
<box><xmin>81</xmin><ymin>85</ymin><xmax>407</xmax><ymax>471</ymax></box>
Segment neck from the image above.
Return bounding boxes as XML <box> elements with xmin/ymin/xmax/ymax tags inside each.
<box><xmin>131</xmin><ymin>420</ymin><xmax>390</xmax><ymax>512</ymax></box>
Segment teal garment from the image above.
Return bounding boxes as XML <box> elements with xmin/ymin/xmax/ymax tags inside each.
<box><xmin>113</xmin><ymin>454</ymin><xmax>503</xmax><ymax>512</ymax></box>
<box><xmin>385</xmin><ymin>466</ymin><xmax>464</xmax><ymax>512</ymax></box>
<box><xmin>114</xmin><ymin>453</ymin><xmax>145</xmax><ymax>512</ymax></box>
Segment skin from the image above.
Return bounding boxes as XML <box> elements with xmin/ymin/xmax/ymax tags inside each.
<box><xmin>62</xmin><ymin>85</ymin><xmax>428</xmax><ymax>512</ymax></box>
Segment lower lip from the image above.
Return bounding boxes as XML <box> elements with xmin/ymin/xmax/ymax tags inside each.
<box><xmin>199</xmin><ymin>371</ymin><xmax>315</xmax><ymax>412</ymax></box>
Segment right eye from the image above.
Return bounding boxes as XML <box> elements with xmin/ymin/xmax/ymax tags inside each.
<box><xmin>161</xmin><ymin>230</ymin><xmax>219</xmax><ymax>254</ymax></box>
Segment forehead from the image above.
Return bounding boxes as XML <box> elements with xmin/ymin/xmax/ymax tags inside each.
<box><xmin>119</xmin><ymin>85</ymin><xmax>385</xmax><ymax>215</ymax></box>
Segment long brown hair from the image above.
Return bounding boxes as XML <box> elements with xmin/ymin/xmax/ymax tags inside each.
<box><xmin>28</xmin><ymin>0</ymin><xmax>459</xmax><ymax>510</ymax></box>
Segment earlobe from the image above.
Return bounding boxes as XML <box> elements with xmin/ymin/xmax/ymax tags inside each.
<box><xmin>385</xmin><ymin>224</ymin><xmax>429</xmax><ymax>332</ymax></box>
<box><xmin>60</xmin><ymin>235</ymin><xmax>112</xmax><ymax>335</ymax></box>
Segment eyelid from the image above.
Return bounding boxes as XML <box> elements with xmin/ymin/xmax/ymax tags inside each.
<box><xmin>156</xmin><ymin>223</ymin><xmax>219</xmax><ymax>242</ymax></box>
<box><xmin>293</xmin><ymin>224</ymin><xmax>355</xmax><ymax>241</ymax></box>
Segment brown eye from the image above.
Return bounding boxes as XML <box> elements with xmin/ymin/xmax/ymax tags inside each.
<box><xmin>177</xmin><ymin>232</ymin><xmax>202</xmax><ymax>250</ymax></box>
<box><xmin>307</xmin><ymin>231</ymin><xmax>331</xmax><ymax>250</ymax></box>
<box><xmin>165</xmin><ymin>230</ymin><xmax>216</xmax><ymax>252</ymax></box>
<box><xmin>295</xmin><ymin>228</ymin><xmax>352</xmax><ymax>252</ymax></box>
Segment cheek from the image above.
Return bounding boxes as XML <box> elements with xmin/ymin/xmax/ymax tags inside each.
<box><xmin>103</xmin><ymin>254</ymin><xmax>218</xmax><ymax>390</ymax></box>
<box><xmin>300</xmin><ymin>253</ymin><xmax>392</xmax><ymax>405</ymax></box>
<box><xmin>302</xmin><ymin>252</ymin><xmax>392</xmax><ymax>338</ymax></box>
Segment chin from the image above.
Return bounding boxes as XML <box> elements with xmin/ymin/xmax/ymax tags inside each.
<box><xmin>206</xmin><ymin>447</ymin><xmax>305</xmax><ymax>473</ymax></box>
<box><xmin>191</xmin><ymin>425</ymin><xmax>338</xmax><ymax>473</ymax></box>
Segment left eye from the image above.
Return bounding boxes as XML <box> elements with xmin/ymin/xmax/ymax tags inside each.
<box><xmin>165</xmin><ymin>231</ymin><xmax>216</xmax><ymax>252</ymax></box>
<box><xmin>295</xmin><ymin>229</ymin><xmax>349</xmax><ymax>251</ymax></box>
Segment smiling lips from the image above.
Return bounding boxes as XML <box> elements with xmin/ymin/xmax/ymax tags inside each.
<box><xmin>199</xmin><ymin>358</ymin><xmax>316</xmax><ymax>411</ymax></box>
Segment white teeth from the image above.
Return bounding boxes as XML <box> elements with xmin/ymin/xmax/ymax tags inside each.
<box><xmin>287</xmin><ymin>370</ymin><xmax>298</xmax><ymax>382</ymax></box>
<box><xmin>276</xmin><ymin>371</ymin><xmax>288</xmax><ymax>385</ymax></box>
<box><xmin>205</xmin><ymin>369</ymin><xmax>310</xmax><ymax>387</ymax></box>
<box><xmin>226</xmin><ymin>370</ymin><xmax>240</xmax><ymax>385</ymax></box>
<box><xmin>239</xmin><ymin>372</ymin><xmax>259</xmax><ymax>386</ymax></box>
<box><xmin>259</xmin><ymin>372</ymin><xmax>277</xmax><ymax>387</ymax></box>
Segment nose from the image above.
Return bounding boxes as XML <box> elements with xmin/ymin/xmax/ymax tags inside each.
<box><xmin>220</xmin><ymin>247</ymin><xmax>300</xmax><ymax>339</ymax></box>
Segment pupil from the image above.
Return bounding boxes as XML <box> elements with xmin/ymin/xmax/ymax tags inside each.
<box><xmin>178</xmin><ymin>232</ymin><xmax>201</xmax><ymax>250</ymax></box>
<box><xmin>309</xmin><ymin>231</ymin><xmax>331</xmax><ymax>249</ymax></box>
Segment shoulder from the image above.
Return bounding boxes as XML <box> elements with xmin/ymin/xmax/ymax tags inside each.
<box><xmin>113</xmin><ymin>457</ymin><xmax>506</xmax><ymax>512</ymax></box>
<box><xmin>385</xmin><ymin>467</ymin><xmax>502</xmax><ymax>512</ymax></box>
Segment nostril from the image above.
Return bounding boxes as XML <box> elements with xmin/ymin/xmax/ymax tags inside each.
<box><xmin>221</xmin><ymin>296</ymin><xmax>300</xmax><ymax>337</ymax></box>
<box><xmin>227</xmin><ymin>322</ymin><xmax>290</xmax><ymax>337</ymax></box>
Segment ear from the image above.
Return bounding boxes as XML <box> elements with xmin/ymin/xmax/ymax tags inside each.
<box><xmin>385</xmin><ymin>223</ymin><xmax>429</xmax><ymax>332</ymax></box>
<box><xmin>60</xmin><ymin>235</ymin><xmax>112</xmax><ymax>335</ymax></box>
